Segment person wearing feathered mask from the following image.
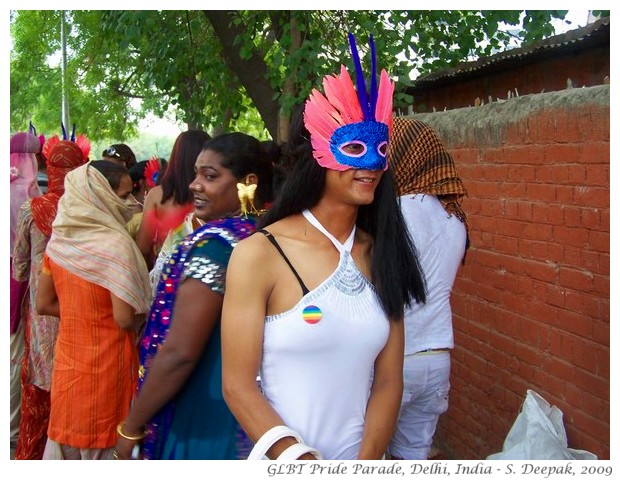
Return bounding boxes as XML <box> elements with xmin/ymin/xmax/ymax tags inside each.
<box><xmin>221</xmin><ymin>33</ymin><xmax>427</xmax><ymax>460</ymax></box>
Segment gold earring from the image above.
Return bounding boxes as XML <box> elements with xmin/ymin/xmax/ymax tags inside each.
<box><xmin>237</xmin><ymin>178</ymin><xmax>258</xmax><ymax>217</ymax></box>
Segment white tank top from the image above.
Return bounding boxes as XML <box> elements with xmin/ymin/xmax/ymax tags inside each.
<box><xmin>260</xmin><ymin>209</ymin><xmax>390</xmax><ymax>459</ymax></box>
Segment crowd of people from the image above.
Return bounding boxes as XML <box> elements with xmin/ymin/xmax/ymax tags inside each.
<box><xmin>9</xmin><ymin>33</ymin><xmax>468</xmax><ymax>461</ymax></box>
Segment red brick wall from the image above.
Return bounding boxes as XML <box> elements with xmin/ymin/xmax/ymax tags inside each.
<box><xmin>410</xmin><ymin>85</ymin><xmax>610</xmax><ymax>459</ymax></box>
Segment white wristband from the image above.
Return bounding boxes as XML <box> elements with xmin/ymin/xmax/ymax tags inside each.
<box><xmin>247</xmin><ymin>425</ymin><xmax>304</xmax><ymax>460</ymax></box>
<box><xmin>278</xmin><ymin>442</ymin><xmax>322</xmax><ymax>460</ymax></box>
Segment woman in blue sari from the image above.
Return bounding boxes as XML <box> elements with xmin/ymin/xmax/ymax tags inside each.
<box><xmin>114</xmin><ymin>132</ymin><xmax>278</xmax><ymax>459</ymax></box>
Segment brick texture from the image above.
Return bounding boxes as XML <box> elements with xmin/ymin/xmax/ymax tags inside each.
<box><xmin>411</xmin><ymin>85</ymin><xmax>610</xmax><ymax>460</ymax></box>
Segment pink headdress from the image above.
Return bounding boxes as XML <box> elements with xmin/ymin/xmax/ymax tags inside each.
<box><xmin>10</xmin><ymin>131</ymin><xmax>41</xmax><ymax>252</ymax></box>
<box><xmin>304</xmin><ymin>33</ymin><xmax>394</xmax><ymax>171</ymax></box>
<box><xmin>10</xmin><ymin>131</ymin><xmax>40</xmax><ymax>182</ymax></box>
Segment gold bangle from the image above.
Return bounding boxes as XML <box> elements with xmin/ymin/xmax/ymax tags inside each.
<box><xmin>116</xmin><ymin>421</ymin><xmax>147</xmax><ymax>441</ymax></box>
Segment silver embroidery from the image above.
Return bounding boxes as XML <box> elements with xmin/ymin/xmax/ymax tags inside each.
<box><xmin>334</xmin><ymin>252</ymin><xmax>366</xmax><ymax>296</ymax></box>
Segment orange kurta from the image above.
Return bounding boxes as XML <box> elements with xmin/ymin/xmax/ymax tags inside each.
<box><xmin>43</xmin><ymin>254</ymin><xmax>138</xmax><ymax>449</ymax></box>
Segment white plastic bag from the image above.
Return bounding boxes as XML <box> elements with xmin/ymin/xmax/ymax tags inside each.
<box><xmin>487</xmin><ymin>389</ymin><xmax>597</xmax><ymax>460</ymax></box>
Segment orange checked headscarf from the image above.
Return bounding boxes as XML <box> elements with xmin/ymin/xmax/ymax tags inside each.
<box><xmin>390</xmin><ymin>117</ymin><xmax>468</xmax><ymax>225</ymax></box>
<box><xmin>389</xmin><ymin>117</ymin><xmax>470</xmax><ymax>259</ymax></box>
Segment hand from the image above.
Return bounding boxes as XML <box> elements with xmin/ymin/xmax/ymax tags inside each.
<box><xmin>114</xmin><ymin>436</ymin><xmax>140</xmax><ymax>460</ymax></box>
<box><xmin>298</xmin><ymin>452</ymin><xmax>319</xmax><ymax>460</ymax></box>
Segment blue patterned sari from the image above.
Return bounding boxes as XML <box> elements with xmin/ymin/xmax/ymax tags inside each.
<box><xmin>138</xmin><ymin>215</ymin><xmax>256</xmax><ymax>459</ymax></box>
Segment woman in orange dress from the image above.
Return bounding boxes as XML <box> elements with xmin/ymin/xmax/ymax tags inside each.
<box><xmin>37</xmin><ymin>160</ymin><xmax>151</xmax><ymax>460</ymax></box>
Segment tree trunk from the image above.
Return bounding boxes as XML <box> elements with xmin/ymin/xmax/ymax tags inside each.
<box><xmin>203</xmin><ymin>10</ymin><xmax>280</xmax><ymax>139</ymax></box>
<box><xmin>278</xmin><ymin>16</ymin><xmax>301</xmax><ymax>143</ymax></box>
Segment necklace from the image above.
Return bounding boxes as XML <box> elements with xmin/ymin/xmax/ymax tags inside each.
<box><xmin>192</xmin><ymin>216</ymin><xmax>205</xmax><ymax>229</ymax></box>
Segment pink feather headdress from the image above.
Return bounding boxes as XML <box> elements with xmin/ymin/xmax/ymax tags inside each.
<box><xmin>304</xmin><ymin>33</ymin><xmax>394</xmax><ymax>171</ymax></box>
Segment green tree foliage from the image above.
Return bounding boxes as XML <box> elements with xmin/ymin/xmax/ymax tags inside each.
<box><xmin>12</xmin><ymin>10</ymin><xmax>606</xmax><ymax>142</ymax></box>
<box><xmin>11</xmin><ymin>11</ymin><xmax>142</xmax><ymax>141</ymax></box>
<box><xmin>90</xmin><ymin>133</ymin><xmax>178</xmax><ymax>164</ymax></box>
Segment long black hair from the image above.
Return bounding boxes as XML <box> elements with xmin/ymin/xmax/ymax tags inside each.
<box><xmin>261</xmin><ymin>106</ymin><xmax>426</xmax><ymax>320</ymax></box>
<box><xmin>160</xmin><ymin>130</ymin><xmax>211</xmax><ymax>204</ymax></box>
<box><xmin>202</xmin><ymin>132</ymin><xmax>279</xmax><ymax>207</ymax></box>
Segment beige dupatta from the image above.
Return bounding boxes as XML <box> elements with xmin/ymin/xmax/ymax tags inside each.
<box><xmin>46</xmin><ymin>163</ymin><xmax>152</xmax><ymax>313</ymax></box>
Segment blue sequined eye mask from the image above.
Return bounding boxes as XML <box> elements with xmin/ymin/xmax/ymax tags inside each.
<box><xmin>331</xmin><ymin>120</ymin><xmax>389</xmax><ymax>170</ymax></box>
<box><xmin>304</xmin><ymin>33</ymin><xmax>394</xmax><ymax>171</ymax></box>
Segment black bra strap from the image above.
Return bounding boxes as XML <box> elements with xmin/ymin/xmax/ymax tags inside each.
<box><xmin>257</xmin><ymin>229</ymin><xmax>310</xmax><ymax>296</ymax></box>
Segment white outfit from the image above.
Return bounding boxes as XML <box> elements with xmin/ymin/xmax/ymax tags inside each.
<box><xmin>389</xmin><ymin>194</ymin><xmax>466</xmax><ymax>460</ymax></box>
<box><xmin>260</xmin><ymin>209</ymin><xmax>389</xmax><ymax>459</ymax></box>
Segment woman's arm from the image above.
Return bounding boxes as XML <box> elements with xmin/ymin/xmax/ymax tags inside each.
<box><xmin>221</xmin><ymin>237</ymin><xmax>313</xmax><ymax>459</ymax></box>
<box><xmin>36</xmin><ymin>269</ymin><xmax>60</xmax><ymax>317</ymax></box>
<box><xmin>110</xmin><ymin>294</ymin><xmax>146</xmax><ymax>331</ymax></box>
<box><xmin>114</xmin><ymin>277</ymin><xmax>222</xmax><ymax>459</ymax></box>
<box><xmin>357</xmin><ymin>317</ymin><xmax>405</xmax><ymax>460</ymax></box>
<box><xmin>135</xmin><ymin>186</ymin><xmax>161</xmax><ymax>267</ymax></box>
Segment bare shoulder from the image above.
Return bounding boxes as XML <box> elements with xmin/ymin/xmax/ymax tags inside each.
<box><xmin>230</xmin><ymin>216</ymin><xmax>303</xmax><ymax>272</ymax></box>
<box><xmin>255</xmin><ymin>215</ymin><xmax>306</xmax><ymax>243</ymax></box>
<box><xmin>227</xmin><ymin>228</ymin><xmax>282</xmax><ymax>299</ymax></box>
<box><xmin>144</xmin><ymin>185</ymin><xmax>163</xmax><ymax>210</ymax></box>
<box><xmin>230</xmin><ymin>229</ymin><xmax>273</xmax><ymax>266</ymax></box>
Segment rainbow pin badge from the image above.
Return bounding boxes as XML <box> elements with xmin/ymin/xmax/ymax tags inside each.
<box><xmin>302</xmin><ymin>305</ymin><xmax>323</xmax><ymax>324</ymax></box>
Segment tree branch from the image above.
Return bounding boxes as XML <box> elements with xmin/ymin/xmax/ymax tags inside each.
<box><xmin>203</xmin><ymin>10</ymin><xmax>279</xmax><ymax>139</ymax></box>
